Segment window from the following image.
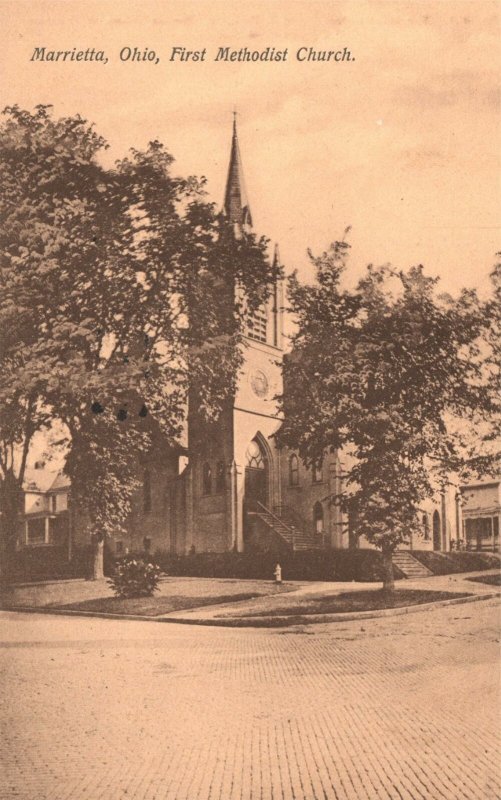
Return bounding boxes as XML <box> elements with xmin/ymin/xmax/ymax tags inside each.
<box><xmin>50</xmin><ymin>494</ymin><xmax>57</xmax><ymax>513</ymax></box>
<box><xmin>116</xmin><ymin>540</ymin><xmax>124</xmax><ymax>555</ymax></box>
<box><xmin>313</xmin><ymin>502</ymin><xmax>324</xmax><ymax>534</ymax></box>
<box><xmin>246</xmin><ymin>440</ymin><xmax>266</xmax><ymax>470</ymax></box>
<box><xmin>312</xmin><ymin>460</ymin><xmax>323</xmax><ymax>484</ymax></box>
<box><xmin>143</xmin><ymin>469</ymin><xmax>152</xmax><ymax>514</ymax></box>
<box><xmin>247</xmin><ymin>305</ymin><xmax>267</xmax><ymax>343</ymax></box>
<box><xmin>26</xmin><ymin>518</ymin><xmax>46</xmax><ymax>545</ymax></box>
<box><xmin>143</xmin><ymin>536</ymin><xmax>151</xmax><ymax>553</ymax></box>
<box><xmin>216</xmin><ymin>461</ymin><xmax>226</xmax><ymax>493</ymax></box>
<box><xmin>202</xmin><ymin>462</ymin><xmax>212</xmax><ymax>495</ymax></box>
<box><xmin>422</xmin><ymin>513</ymin><xmax>430</xmax><ymax>540</ymax></box>
<box><xmin>289</xmin><ymin>454</ymin><xmax>299</xmax><ymax>486</ymax></box>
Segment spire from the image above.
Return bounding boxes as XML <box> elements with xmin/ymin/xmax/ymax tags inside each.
<box><xmin>224</xmin><ymin>112</ymin><xmax>253</xmax><ymax>232</ymax></box>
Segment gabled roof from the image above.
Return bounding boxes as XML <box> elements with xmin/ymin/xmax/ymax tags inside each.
<box><xmin>23</xmin><ymin>469</ymin><xmax>70</xmax><ymax>494</ymax></box>
<box><xmin>49</xmin><ymin>472</ymin><xmax>71</xmax><ymax>491</ymax></box>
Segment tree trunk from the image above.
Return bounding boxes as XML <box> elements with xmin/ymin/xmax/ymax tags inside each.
<box><xmin>92</xmin><ymin>533</ymin><xmax>104</xmax><ymax>580</ymax></box>
<box><xmin>0</xmin><ymin>477</ymin><xmax>22</xmax><ymax>579</ymax></box>
<box><xmin>381</xmin><ymin>547</ymin><xmax>395</xmax><ymax>603</ymax></box>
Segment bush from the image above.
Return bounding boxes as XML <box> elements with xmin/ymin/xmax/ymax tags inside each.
<box><xmin>152</xmin><ymin>548</ymin><xmax>405</xmax><ymax>583</ymax></box>
<box><xmin>108</xmin><ymin>554</ymin><xmax>162</xmax><ymax>598</ymax></box>
<box><xmin>3</xmin><ymin>542</ymin><xmax>116</xmax><ymax>584</ymax></box>
<box><xmin>412</xmin><ymin>550</ymin><xmax>500</xmax><ymax>575</ymax></box>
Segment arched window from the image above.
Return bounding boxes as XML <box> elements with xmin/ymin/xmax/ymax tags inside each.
<box><xmin>312</xmin><ymin>460</ymin><xmax>323</xmax><ymax>484</ymax></box>
<box><xmin>433</xmin><ymin>509</ymin><xmax>441</xmax><ymax>550</ymax></box>
<box><xmin>246</xmin><ymin>440</ymin><xmax>266</xmax><ymax>470</ymax></box>
<box><xmin>216</xmin><ymin>461</ymin><xmax>226</xmax><ymax>493</ymax></box>
<box><xmin>313</xmin><ymin>502</ymin><xmax>324</xmax><ymax>534</ymax></box>
<box><xmin>422</xmin><ymin>513</ymin><xmax>430</xmax><ymax>540</ymax></box>
<box><xmin>143</xmin><ymin>469</ymin><xmax>152</xmax><ymax>514</ymax></box>
<box><xmin>289</xmin><ymin>454</ymin><xmax>299</xmax><ymax>486</ymax></box>
<box><xmin>202</xmin><ymin>462</ymin><xmax>212</xmax><ymax>495</ymax></box>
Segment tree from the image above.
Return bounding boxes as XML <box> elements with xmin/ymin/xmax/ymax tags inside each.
<box><xmin>0</xmin><ymin>105</ymin><xmax>276</xmax><ymax>577</ymax></box>
<box><xmin>464</xmin><ymin>256</ymin><xmax>501</xmax><ymax>478</ymax></box>
<box><xmin>277</xmin><ymin>241</ymin><xmax>493</xmax><ymax>594</ymax></box>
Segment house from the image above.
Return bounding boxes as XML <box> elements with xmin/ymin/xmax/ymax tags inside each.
<box><xmin>460</xmin><ymin>478</ymin><xmax>500</xmax><ymax>551</ymax></box>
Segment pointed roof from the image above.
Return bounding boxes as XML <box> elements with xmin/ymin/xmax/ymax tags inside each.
<box><xmin>272</xmin><ymin>243</ymin><xmax>281</xmax><ymax>268</ymax></box>
<box><xmin>224</xmin><ymin>114</ymin><xmax>253</xmax><ymax>230</ymax></box>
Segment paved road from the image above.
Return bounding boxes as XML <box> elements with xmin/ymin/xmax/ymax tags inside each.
<box><xmin>1</xmin><ymin>599</ymin><xmax>500</xmax><ymax>800</ymax></box>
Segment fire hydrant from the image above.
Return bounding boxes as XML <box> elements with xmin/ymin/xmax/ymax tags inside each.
<box><xmin>274</xmin><ymin>563</ymin><xmax>282</xmax><ymax>584</ymax></box>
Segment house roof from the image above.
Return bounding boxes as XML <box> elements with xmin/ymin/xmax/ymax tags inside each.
<box><xmin>460</xmin><ymin>477</ymin><xmax>500</xmax><ymax>491</ymax></box>
<box><xmin>23</xmin><ymin>469</ymin><xmax>70</xmax><ymax>494</ymax></box>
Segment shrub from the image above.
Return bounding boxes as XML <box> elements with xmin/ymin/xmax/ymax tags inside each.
<box><xmin>412</xmin><ymin>550</ymin><xmax>500</xmax><ymax>575</ymax></box>
<box><xmin>152</xmin><ymin>549</ymin><xmax>405</xmax><ymax>583</ymax></box>
<box><xmin>108</xmin><ymin>554</ymin><xmax>162</xmax><ymax>598</ymax></box>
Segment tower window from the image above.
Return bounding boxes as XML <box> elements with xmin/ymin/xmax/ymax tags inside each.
<box><xmin>143</xmin><ymin>469</ymin><xmax>152</xmax><ymax>514</ymax></box>
<box><xmin>216</xmin><ymin>461</ymin><xmax>226</xmax><ymax>493</ymax></box>
<box><xmin>246</xmin><ymin>305</ymin><xmax>267</xmax><ymax>343</ymax></box>
<box><xmin>312</xmin><ymin>460</ymin><xmax>323</xmax><ymax>484</ymax></box>
<box><xmin>313</xmin><ymin>502</ymin><xmax>324</xmax><ymax>534</ymax></box>
<box><xmin>202</xmin><ymin>462</ymin><xmax>212</xmax><ymax>495</ymax></box>
<box><xmin>289</xmin><ymin>454</ymin><xmax>299</xmax><ymax>487</ymax></box>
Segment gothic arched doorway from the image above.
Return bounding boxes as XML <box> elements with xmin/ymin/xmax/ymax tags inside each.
<box><xmin>433</xmin><ymin>510</ymin><xmax>441</xmax><ymax>551</ymax></box>
<box><xmin>244</xmin><ymin>438</ymin><xmax>268</xmax><ymax>512</ymax></box>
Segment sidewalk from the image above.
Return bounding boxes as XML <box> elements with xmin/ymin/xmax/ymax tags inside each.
<box><xmin>157</xmin><ymin>569</ymin><xmax>501</xmax><ymax>626</ymax></box>
<box><xmin>2</xmin><ymin>569</ymin><xmax>499</xmax><ymax>627</ymax></box>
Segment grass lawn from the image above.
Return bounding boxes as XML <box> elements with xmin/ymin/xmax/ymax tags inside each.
<box><xmin>224</xmin><ymin>589</ymin><xmax>471</xmax><ymax>619</ymax></box>
<box><xmin>56</xmin><ymin>592</ymin><xmax>266</xmax><ymax>616</ymax></box>
<box><xmin>465</xmin><ymin>574</ymin><xmax>501</xmax><ymax>587</ymax></box>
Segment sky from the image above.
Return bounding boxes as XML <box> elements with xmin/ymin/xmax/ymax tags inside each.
<box><xmin>1</xmin><ymin>0</ymin><xmax>500</xmax><ymax>295</ymax></box>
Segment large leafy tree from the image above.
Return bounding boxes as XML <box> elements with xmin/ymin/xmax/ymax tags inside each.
<box><xmin>465</xmin><ymin>256</ymin><xmax>501</xmax><ymax>477</ymax></box>
<box><xmin>278</xmin><ymin>241</ymin><xmax>495</xmax><ymax>593</ymax></box>
<box><xmin>0</xmin><ymin>105</ymin><xmax>274</xmax><ymax>575</ymax></box>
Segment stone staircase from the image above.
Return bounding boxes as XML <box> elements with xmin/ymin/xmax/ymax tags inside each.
<box><xmin>392</xmin><ymin>551</ymin><xmax>433</xmax><ymax>579</ymax></box>
<box><xmin>253</xmin><ymin>502</ymin><xmax>315</xmax><ymax>551</ymax></box>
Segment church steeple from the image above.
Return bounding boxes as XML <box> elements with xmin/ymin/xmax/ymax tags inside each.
<box><xmin>224</xmin><ymin>113</ymin><xmax>253</xmax><ymax>232</ymax></box>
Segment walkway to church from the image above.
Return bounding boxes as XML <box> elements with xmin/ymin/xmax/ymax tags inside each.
<box><xmin>1</xmin><ymin>598</ymin><xmax>499</xmax><ymax>799</ymax></box>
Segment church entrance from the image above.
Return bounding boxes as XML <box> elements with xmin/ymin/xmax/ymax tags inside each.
<box><xmin>244</xmin><ymin>438</ymin><xmax>269</xmax><ymax>545</ymax></box>
<box><xmin>244</xmin><ymin>439</ymin><xmax>268</xmax><ymax>510</ymax></box>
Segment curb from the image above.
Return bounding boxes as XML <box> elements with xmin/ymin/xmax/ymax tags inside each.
<box><xmin>2</xmin><ymin>590</ymin><xmax>500</xmax><ymax>628</ymax></box>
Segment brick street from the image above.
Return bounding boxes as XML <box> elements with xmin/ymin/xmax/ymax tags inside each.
<box><xmin>1</xmin><ymin>598</ymin><xmax>500</xmax><ymax>800</ymax></box>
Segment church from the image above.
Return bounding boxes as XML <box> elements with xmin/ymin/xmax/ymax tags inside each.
<box><xmin>114</xmin><ymin>119</ymin><xmax>466</xmax><ymax>559</ymax></box>
<box><xmin>20</xmin><ymin>120</ymin><xmax>484</xmax><ymax>564</ymax></box>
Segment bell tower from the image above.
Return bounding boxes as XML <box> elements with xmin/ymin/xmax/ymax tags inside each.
<box><xmin>185</xmin><ymin>116</ymin><xmax>285</xmax><ymax>554</ymax></box>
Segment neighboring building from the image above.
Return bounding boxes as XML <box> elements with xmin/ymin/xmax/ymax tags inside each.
<box><xmin>22</xmin><ymin>466</ymin><xmax>71</xmax><ymax>553</ymax></box>
<box><xmin>461</xmin><ymin>479</ymin><xmax>500</xmax><ymax>552</ymax></box>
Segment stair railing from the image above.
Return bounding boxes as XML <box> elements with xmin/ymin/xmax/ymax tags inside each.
<box><xmin>256</xmin><ymin>501</ymin><xmax>297</xmax><ymax>548</ymax></box>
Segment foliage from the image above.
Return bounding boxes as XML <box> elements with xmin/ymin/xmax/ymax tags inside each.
<box><xmin>153</xmin><ymin>549</ymin><xmax>405</xmax><ymax>583</ymax></box>
<box><xmin>411</xmin><ymin>550</ymin><xmax>500</xmax><ymax>575</ymax></box>
<box><xmin>1</xmin><ymin>542</ymin><xmax>115</xmax><ymax>584</ymax></box>
<box><xmin>0</xmin><ymin>105</ymin><xmax>277</xmax><ymax>566</ymax></box>
<box><xmin>277</xmin><ymin>241</ymin><xmax>495</xmax><ymax>589</ymax></box>
<box><xmin>464</xmin><ymin>256</ymin><xmax>501</xmax><ymax>477</ymax></box>
<box><xmin>108</xmin><ymin>554</ymin><xmax>163</xmax><ymax>598</ymax></box>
